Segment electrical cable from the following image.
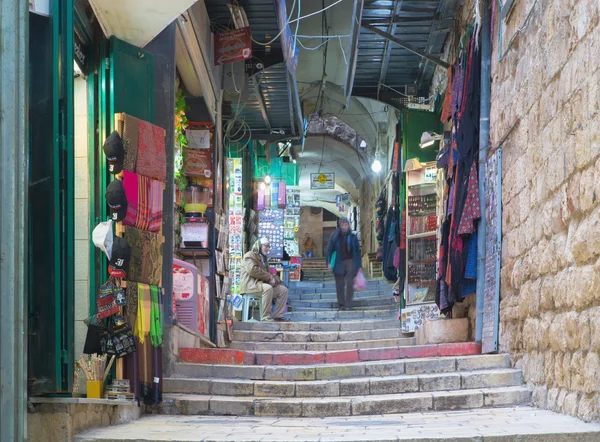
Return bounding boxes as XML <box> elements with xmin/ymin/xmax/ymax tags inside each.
<box><xmin>497</xmin><ymin>0</ymin><xmax>538</xmax><ymax>61</ymax></box>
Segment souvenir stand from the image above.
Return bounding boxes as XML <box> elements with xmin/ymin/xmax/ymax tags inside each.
<box><xmin>401</xmin><ymin>159</ymin><xmax>442</xmax><ymax>333</ymax></box>
<box><xmin>175</xmin><ymin>123</ymin><xmax>223</xmax><ymax>345</ymax></box>
<box><xmin>89</xmin><ymin>113</ymin><xmax>167</xmax><ymax>404</ymax></box>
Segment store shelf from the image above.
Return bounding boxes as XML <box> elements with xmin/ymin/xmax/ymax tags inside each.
<box><xmin>177</xmin><ymin>248</ymin><xmax>212</xmax><ymax>257</ymax></box>
<box><xmin>407</xmin><ymin>231</ymin><xmax>437</xmax><ymax>239</ymax></box>
<box><xmin>406</xmin><ymin>300</ymin><xmax>438</xmax><ymax>307</ymax></box>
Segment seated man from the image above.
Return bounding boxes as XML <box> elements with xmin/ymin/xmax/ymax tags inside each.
<box><xmin>241</xmin><ymin>238</ymin><xmax>289</xmax><ymax>322</ymax></box>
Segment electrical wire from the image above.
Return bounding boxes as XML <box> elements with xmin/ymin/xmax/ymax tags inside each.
<box><xmin>497</xmin><ymin>0</ymin><xmax>538</xmax><ymax>61</ymax></box>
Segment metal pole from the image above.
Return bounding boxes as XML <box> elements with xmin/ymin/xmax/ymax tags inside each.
<box><xmin>0</xmin><ymin>0</ymin><xmax>28</xmax><ymax>440</ymax></box>
<box><xmin>476</xmin><ymin>0</ymin><xmax>492</xmax><ymax>344</ymax></box>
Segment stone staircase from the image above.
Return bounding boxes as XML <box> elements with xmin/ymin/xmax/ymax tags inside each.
<box><xmin>158</xmin><ymin>279</ymin><xmax>530</xmax><ymax>418</ymax></box>
<box><xmin>74</xmin><ymin>279</ymin><xmax>600</xmax><ymax>441</ymax></box>
<box><xmin>301</xmin><ymin>258</ymin><xmax>333</xmax><ymax>281</ymax></box>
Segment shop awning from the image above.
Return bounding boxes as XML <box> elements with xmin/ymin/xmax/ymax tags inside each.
<box><xmin>89</xmin><ymin>0</ymin><xmax>198</xmax><ymax>48</ymax></box>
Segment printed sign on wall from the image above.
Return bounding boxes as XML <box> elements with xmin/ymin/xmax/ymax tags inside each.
<box><xmin>310</xmin><ymin>173</ymin><xmax>335</xmax><ymax>190</ymax></box>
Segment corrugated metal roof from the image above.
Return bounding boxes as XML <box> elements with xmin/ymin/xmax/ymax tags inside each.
<box><xmin>205</xmin><ymin>1</ymin><xmax>298</xmax><ymax>138</ymax></box>
<box><xmin>354</xmin><ymin>0</ymin><xmax>459</xmax><ymax>99</ymax></box>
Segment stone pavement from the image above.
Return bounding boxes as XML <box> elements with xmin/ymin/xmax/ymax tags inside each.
<box><xmin>75</xmin><ymin>407</ymin><xmax>600</xmax><ymax>441</ymax></box>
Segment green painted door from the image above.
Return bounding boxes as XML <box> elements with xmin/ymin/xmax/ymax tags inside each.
<box><xmin>110</xmin><ymin>36</ymin><xmax>155</xmax><ymax>124</ymax></box>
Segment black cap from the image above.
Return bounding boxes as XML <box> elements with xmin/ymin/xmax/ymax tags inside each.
<box><xmin>103</xmin><ymin>131</ymin><xmax>125</xmax><ymax>174</ymax></box>
<box><xmin>106</xmin><ymin>179</ymin><xmax>128</xmax><ymax>222</ymax></box>
<box><xmin>108</xmin><ymin>237</ymin><xmax>131</xmax><ymax>278</ymax></box>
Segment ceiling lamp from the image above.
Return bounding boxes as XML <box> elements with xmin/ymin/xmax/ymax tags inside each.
<box><xmin>264</xmin><ymin>175</ymin><xmax>272</xmax><ymax>184</ymax></box>
<box><xmin>371</xmin><ymin>159</ymin><xmax>382</xmax><ymax>173</ymax></box>
<box><xmin>420</xmin><ymin>131</ymin><xmax>442</xmax><ymax>148</ymax></box>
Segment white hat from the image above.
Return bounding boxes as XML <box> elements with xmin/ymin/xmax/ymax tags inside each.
<box><xmin>260</xmin><ymin>237</ymin><xmax>270</xmax><ymax>245</ymax></box>
<box><xmin>92</xmin><ymin>219</ymin><xmax>113</xmax><ymax>260</ymax></box>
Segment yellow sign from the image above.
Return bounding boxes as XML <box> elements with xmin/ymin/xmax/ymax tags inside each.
<box><xmin>317</xmin><ymin>174</ymin><xmax>327</xmax><ymax>183</ymax></box>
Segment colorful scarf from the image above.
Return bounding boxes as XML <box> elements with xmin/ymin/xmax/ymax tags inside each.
<box><xmin>134</xmin><ymin>283</ymin><xmax>151</xmax><ymax>344</ymax></box>
<box><xmin>150</xmin><ymin>285</ymin><xmax>163</xmax><ymax>347</ymax></box>
<box><xmin>136</xmin><ymin>175</ymin><xmax>151</xmax><ymax>231</ymax></box>
<box><xmin>124</xmin><ymin>227</ymin><xmax>163</xmax><ymax>286</ymax></box>
<box><xmin>148</xmin><ymin>179</ymin><xmax>163</xmax><ymax>233</ymax></box>
<box><xmin>123</xmin><ymin>170</ymin><xmax>139</xmax><ymax>227</ymax></box>
<box><xmin>136</xmin><ymin>120</ymin><xmax>166</xmax><ymax>182</ymax></box>
<box><xmin>123</xmin><ymin>114</ymin><xmax>140</xmax><ymax>173</ymax></box>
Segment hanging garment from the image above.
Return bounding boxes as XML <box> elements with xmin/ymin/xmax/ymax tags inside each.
<box><xmin>123</xmin><ymin>114</ymin><xmax>140</xmax><ymax>172</ymax></box>
<box><xmin>136</xmin><ymin>120</ymin><xmax>166</xmax><ymax>181</ymax></box>
<box><xmin>123</xmin><ymin>171</ymin><xmax>139</xmax><ymax>227</ymax></box>
<box><xmin>134</xmin><ymin>283</ymin><xmax>151</xmax><ymax>344</ymax></box>
<box><xmin>383</xmin><ymin>205</ymin><xmax>398</xmax><ymax>281</ymax></box>
<box><xmin>150</xmin><ymin>285</ymin><xmax>163</xmax><ymax>347</ymax></box>
<box><xmin>148</xmin><ymin>179</ymin><xmax>164</xmax><ymax>233</ymax></box>
<box><xmin>124</xmin><ymin>227</ymin><xmax>163</xmax><ymax>286</ymax></box>
<box><xmin>440</xmin><ymin>66</ymin><xmax>454</xmax><ymax>123</ymax></box>
<box><xmin>457</xmin><ymin>162</ymin><xmax>482</xmax><ymax>236</ymax></box>
<box><xmin>136</xmin><ymin>175</ymin><xmax>151</xmax><ymax>231</ymax></box>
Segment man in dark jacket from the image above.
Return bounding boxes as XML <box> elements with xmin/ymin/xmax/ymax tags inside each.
<box><xmin>326</xmin><ymin>217</ymin><xmax>362</xmax><ymax>310</ymax></box>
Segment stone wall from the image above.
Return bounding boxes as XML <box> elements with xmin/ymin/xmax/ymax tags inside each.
<box><xmin>491</xmin><ymin>0</ymin><xmax>600</xmax><ymax>422</ymax></box>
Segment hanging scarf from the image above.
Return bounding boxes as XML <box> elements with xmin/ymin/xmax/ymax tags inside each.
<box><xmin>150</xmin><ymin>285</ymin><xmax>163</xmax><ymax>347</ymax></box>
<box><xmin>135</xmin><ymin>283</ymin><xmax>151</xmax><ymax>344</ymax></box>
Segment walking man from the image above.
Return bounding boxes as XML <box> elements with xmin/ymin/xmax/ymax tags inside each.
<box><xmin>303</xmin><ymin>233</ymin><xmax>315</xmax><ymax>258</ymax></box>
<box><xmin>241</xmin><ymin>238</ymin><xmax>289</xmax><ymax>321</ymax></box>
<box><xmin>326</xmin><ymin>217</ymin><xmax>362</xmax><ymax>310</ymax></box>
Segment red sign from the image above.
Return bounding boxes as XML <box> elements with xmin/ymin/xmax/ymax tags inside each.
<box><xmin>214</xmin><ymin>27</ymin><xmax>252</xmax><ymax>66</ymax></box>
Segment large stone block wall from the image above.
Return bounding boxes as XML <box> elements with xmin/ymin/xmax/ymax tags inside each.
<box><xmin>491</xmin><ymin>0</ymin><xmax>600</xmax><ymax>422</ymax></box>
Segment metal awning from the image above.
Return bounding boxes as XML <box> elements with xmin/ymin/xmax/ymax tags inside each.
<box><xmin>89</xmin><ymin>0</ymin><xmax>199</xmax><ymax>48</ymax></box>
<box><xmin>354</xmin><ymin>0</ymin><xmax>460</xmax><ymax>102</ymax></box>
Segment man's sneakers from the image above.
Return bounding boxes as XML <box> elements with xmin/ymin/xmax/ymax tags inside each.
<box><xmin>261</xmin><ymin>316</ymin><xmax>274</xmax><ymax>322</ymax></box>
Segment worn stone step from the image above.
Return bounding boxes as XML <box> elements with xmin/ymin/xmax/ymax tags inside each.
<box><xmin>157</xmin><ymin>386</ymin><xmax>531</xmax><ymax>417</ymax></box>
<box><xmin>231</xmin><ymin>328</ymin><xmax>402</xmax><ymax>343</ymax></box>
<box><xmin>74</xmin><ymin>407</ymin><xmax>600</xmax><ymax>441</ymax></box>
<box><xmin>164</xmin><ymin>368</ymin><xmax>523</xmax><ymax>398</ymax></box>
<box><xmin>174</xmin><ymin>353</ymin><xmax>506</xmax><ymax>381</ymax></box>
<box><xmin>288</xmin><ymin>290</ymin><xmax>389</xmax><ymax>300</ymax></box>
<box><xmin>229</xmin><ymin>337</ymin><xmax>415</xmax><ymax>352</ymax></box>
<box><xmin>232</xmin><ymin>318</ymin><xmax>400</xmax><ymax>332</ymax></box>
<box><xmin>289</xmin><ymin>280</ymin><xmax>391</xmax><ymax>290</ymax></box>
<box><xmin>291</xmin><ymin>304</ymin><xmax>396</xmax><ymax>313</ymax></box>
<box><xmin>287</xmin><ymin>309</ymin><xmax>397</xmax><ymax>321</ymax></box>
<box><xmin>289</xmin><ymin>298</ymin><xmax>395</xmax><ymax>309</ymax></box>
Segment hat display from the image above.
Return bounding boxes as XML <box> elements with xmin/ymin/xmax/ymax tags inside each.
<box><xmin>106</xmin><ymin>179</ymin><xmax>128</xmax><ymax>222</ymax></box>
<box><xmin>103</xmin><ymin>131</ymin><xmax>125</xmax><ymax>174</ymax></box>
<box><xmin>92</xmin><ymin>220</ymin><xmax>113</xmax><ymax>260</ymax></box>
<box><xmin>108</xmin><ymin>237</ymin><xmax>131</xmax><ymax>278</ymax></box>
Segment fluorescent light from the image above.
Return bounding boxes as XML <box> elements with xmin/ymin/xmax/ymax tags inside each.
<box><xmin>265</xmin><ymin>175</ymin><xmax>272</xmax><ymax>184</ymax></box>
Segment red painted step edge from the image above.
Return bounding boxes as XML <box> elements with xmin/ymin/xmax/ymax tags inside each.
<box><xmin>179</xmin><ymin>342</ymin><xmax>481</xmax><ymax>365</ymax></box>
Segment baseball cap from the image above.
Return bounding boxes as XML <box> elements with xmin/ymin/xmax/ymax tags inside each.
<box><xmin>92</xmin><ymin>219</ymin><xmax>113</xmax><ymax>260</ymax></box>
<box><xmin>108</xmin><ymin>237</ymin><xmax>131</xmax><ymax>278</ymax></box>
<box><xmin>103</xmin><ymin>131</ymin><xmax>125</xmax><ymax>174</ymax></box>
<box><xmin>105</xmin><ymin>179</ymin><xmax>128</xmax><ymax>222</ymax></box>
<box><xmin>260</xmin><ymin>237</ymin><xmax>270</xmax><ymax>245</ymax></box>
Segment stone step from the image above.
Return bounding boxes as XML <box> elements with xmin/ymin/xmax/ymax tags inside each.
<box><xmin>288</xmin><ymin>289</ymin><xmax>389</xmax><ymax>299</ymax></box>
<box><xmin>74</xmin><ymin>407</ymin><xmax>600</xmax><ymax>441</ymax></box>
<box><xmin>164</xmin><ymin>368</ymin><xmax>524</xmax><ymax>398</ymax></box>
<box><xmin>287</xmin><ymin>308</ymin><xmax>397</xmax><ymax>321</ymax></box>
<box><xmin>156</xmin><ymin>386</ymin><xmax>531</xmax><ymax>417</ymax></box>
<box><xmin>179</xmin><ymin>342</ymin><xmax>480</xmax><ymax>367</ymax></box>
<box><xmin>291</xmin><ymin>304</ymin><xmax>396</xmax><ymax>312</ymax></box>
<box><xmin>232</xmin><ymin>318</ymin><xmax>400</xmax><ymax>332</ymax></box>
<box><xmin>289</xmin><ymin>280</ymin><xmax>391</xmax><ymax>290</ymax></box>
<box><xmin>289</xmin><ymin>298</ymin><xmax>395</xmax><ymax>309</ymax></box>
<box><xmin>229</xmin><ymin>337</ymin><xmax>415</xmax><ymax>352</ymax></box>
<box><xmin>231</xmin><ymin>327</ymin><xmax>402</xmax><ymax>343</ymax></box>
<box><xmin>174</xmin><ymin>353</ymin><xmax>503</xmax><ymax>381</ymax></box>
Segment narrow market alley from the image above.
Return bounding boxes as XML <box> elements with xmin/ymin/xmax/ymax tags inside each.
<box><xmin>5</xmin><ymin>0</ymin><xmax>600</xmax><ymax>441</ymax></box>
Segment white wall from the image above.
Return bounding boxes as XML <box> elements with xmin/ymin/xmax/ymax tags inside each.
<box><xmin>74</xmin><ymin>75</ymin><xmax>90</xmax><ymax>357</ymax></box>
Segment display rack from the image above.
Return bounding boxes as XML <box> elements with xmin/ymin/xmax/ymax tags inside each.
<box><xmin>405</xmin><ymin>161</ymin><xmax>438</xmax><ymax>307</ymax></box>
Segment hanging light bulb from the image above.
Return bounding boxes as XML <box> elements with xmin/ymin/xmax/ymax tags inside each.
<box><xmin>371</xmin><ymin>159</ymin><xmax>382</xmax><ymax>173</ymax></box>
<box><xmin>265</xmin><ymin>175</ymin><xmax>272</xmax><ymax>184</ymax></box>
